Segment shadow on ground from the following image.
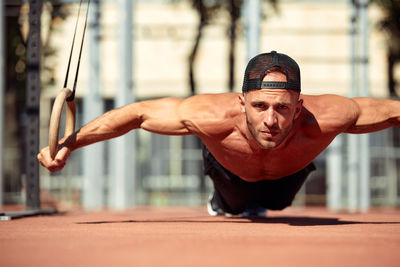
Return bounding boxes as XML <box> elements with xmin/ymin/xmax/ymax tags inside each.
<box><xmin>76</xmin><ymin>216</ymin><xmax>400</xmax><ymax>227</ymax></box>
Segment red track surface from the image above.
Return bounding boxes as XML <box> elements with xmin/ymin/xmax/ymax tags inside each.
<box><xmin>1</xmin><ymin>206</ymin><xmax>400</xmax><ymax>267</ymax></box>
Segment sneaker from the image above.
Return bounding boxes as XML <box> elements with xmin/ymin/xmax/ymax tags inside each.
<box><xmin>207</xmin><ymin>193</ymin><xmax>233</xmax><ymax>217</ymax></box>
<box><xmin>242</xmin><ymin>205</ymin><xmax>267</xmax><ymax>218</ymax></box>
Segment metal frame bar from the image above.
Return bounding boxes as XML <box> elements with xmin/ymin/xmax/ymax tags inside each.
<box><xmin>25</xmin><ymin>0</ymin><xmax>42</xmax><ymax>210</ymax></box>
<box><xmin>2</xmin><ymin>0</ymin><xmax>58</xmax><ymax>219</ymax></box>
<box><xmin>108</xmin><ymin>0</ymin><xmax>136</xmax><ymax>209</ymax></box>
<box><xmin>358</xmin><ymin>0</ymin><xmax>370</xmax><ymax>212</ymax></box>
<box><xmin>0</xmin><ymin>0</ymin><xmax>4</xmax><ymax>207</ymax></box>
<box><xmin>82</xmin><ymin>0</ymin><xmax>105</xmax><ymax>209</ymax></box>
<box><xmin>245</xmin><ymin>0</ymin><xmax>260</xmax><ymax>61</ymax></box>
<box><xmin>347</xmin><ymin>0</ymin><xmax>360</xmax><ymax>212</ymax></box>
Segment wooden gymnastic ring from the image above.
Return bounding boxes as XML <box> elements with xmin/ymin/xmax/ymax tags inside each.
<box><xmin>48</xmin><ymin>88</ymin><xmax>76</xmax><ymax>160</ymax></box>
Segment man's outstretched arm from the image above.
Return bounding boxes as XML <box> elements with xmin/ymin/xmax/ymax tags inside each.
<box><xmin>345</xmin><ymin>97</ymin><xmax>400</xmax><ymax>134</ymax></box>
<box><xmin>38</xmin><ymin>97</ymin><xmax>192</xmax><ymax>172</ymax></box>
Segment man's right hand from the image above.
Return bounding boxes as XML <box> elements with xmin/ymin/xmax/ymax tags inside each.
<box><xmin>37</xmin><ymin>145</ymin><xmax>71</xmax><ymax>173</ymax></box>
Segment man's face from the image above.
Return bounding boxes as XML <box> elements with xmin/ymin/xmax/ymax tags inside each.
<box><xmin>239</xmin><ymin>72</ymin><xmax>302</xmax><ymax>149</ymax></box>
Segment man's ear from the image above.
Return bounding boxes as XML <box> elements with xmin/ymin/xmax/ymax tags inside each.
<box><xmin>294</xmin><ymin>98</ymin><xmax>303</xmax><ymax>120</ymax></box>
<box><xmin>239</xmin><ymin>94</ymin><xmax>246</xmax><ymax>113</ymax></box>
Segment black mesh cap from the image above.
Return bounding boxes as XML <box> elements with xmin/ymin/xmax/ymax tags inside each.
<box><xmin>242</xmin><ymin>51</ymin><xmax>301</xmax><ymax>92</ymax></box>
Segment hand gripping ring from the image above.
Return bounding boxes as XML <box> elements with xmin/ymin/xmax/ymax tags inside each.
<box><xmin>48</xmin><ymin>88</ymin><xmax>76</xmax><ymax>159</ymax></box>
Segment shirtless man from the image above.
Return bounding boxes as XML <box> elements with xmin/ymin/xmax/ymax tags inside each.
<box><xmin>38</xmin><ymin>51</ymin><xmax>400</xmax><ymax>217</ymax></box>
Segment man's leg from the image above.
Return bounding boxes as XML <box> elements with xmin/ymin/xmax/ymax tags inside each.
<box><xmin>250</xmin><ymin>163</ymin><xmax>316</xmax><ymax>210</ymax></box>
<box><xmin>202</xmin><ymin>144</ymin><xmax>316</xmax><ymax>215</ymax></box>
<box><xmin>202</xmin><ymin>145</ymin><xmax>250</xmax><ymax>214</ymax></box>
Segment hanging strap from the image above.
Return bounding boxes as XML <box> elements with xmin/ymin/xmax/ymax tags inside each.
<box><xmin>65</xmin><ymin>0</ymin><xmax>91</xmax><ymax>102</ymax></box>
<box><xmin>48</xmin><ymin>0</ymin><xmax>90</xmax><ymax>159</ymax></box>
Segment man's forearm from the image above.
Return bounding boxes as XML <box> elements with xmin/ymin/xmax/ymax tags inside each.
<box><xmin>37</xmin><ymin>99</ymin><xmax>187</xmax><ymax>172</ymax></box>
<box><xmin>347</xmin><ymin>97</ymin><xmax>400</xmax><ymax>133</ymax></box>
<box><xmin>64</xmin><ymin>103</ymin><xmax>142</xmax><ymax>151</ymax></box>
<box><xmin>61</xmin><ymin>97</ymin><xmax>191</xmax><ymax>151</ymax></box>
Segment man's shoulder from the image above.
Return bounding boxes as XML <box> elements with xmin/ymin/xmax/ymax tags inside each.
<box><xmin>301</xmin><ymin>93</ymin><xmax>351</xmax><ymax>105</ymax></box>
<box><xmin>182</xmin><ymin>92</ymin><xmax>240</xmax><ymax>104</ymax></box>
<box><xmin>300</xmin><ymin>94</ymin><xmax>359</xmax><ymax>134</ymax></box>
<box><xmin>179</xmin><ymin>93</ymin><xmax>242</xmax><ymax>137</ymax></box>
<box><xmin>180</xmin><ymin>92</ymin><xmax>241</xmax><ymax>114</ymax></box>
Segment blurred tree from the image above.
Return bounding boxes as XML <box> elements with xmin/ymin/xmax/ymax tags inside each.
<box><xmin>372</xmin><ymin>0</ymin><xmax>400</xmax><ymax>97</ymax></box>
<box><xmin>188</xmin><ymin>0</ymin><xmax>220</xmax><ymax>95</ymax></box>
<box><xmin>189</xmin><ymin>0</ymin><xmax>278</xmax><ymax>95</ymax></box>
<box><xmin>227</xmin><ymin>0</ymin><xmax>242</xmax><ymax>92</ymax></box>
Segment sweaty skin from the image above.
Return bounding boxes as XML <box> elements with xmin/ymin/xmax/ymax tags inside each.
<box><xmin>38</xmin><ymin>72</ymin><xmax>400</xmax><ymax>181</ymax></box>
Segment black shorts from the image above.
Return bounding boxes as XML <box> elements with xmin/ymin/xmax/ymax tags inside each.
<box><xmin>202</xmin><ymin>145</ymin><xmax>316</xmax><ymax>214</ymax></box>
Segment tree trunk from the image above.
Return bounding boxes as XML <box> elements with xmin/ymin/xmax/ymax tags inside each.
<box><xmin>388</xmin><ymin>49</ymin><xmax>400</xmax><ymax>98</ymax></box>
<box><xmin>388</xmin><ymin>50</ymin><xmax>395</xmax><ymax>97</ymax></box>
<box><xmin>188</xmin><ymin>0</ymin><xmax>208</xmax><ymax>96</ymax></box>
<box><xmin>228</xmin><ymin>20</ymin><xmax>236</xmax><ymax>92</ymax></box>
<box><xmin>228</xmin><ymin>0</ymin><xmax>241</xmax><ymax>92</ymax></box>
<box><xmin>188</xmin><ymin>22</ymin><xmax>205</xmax><ymax>96</ymax></box>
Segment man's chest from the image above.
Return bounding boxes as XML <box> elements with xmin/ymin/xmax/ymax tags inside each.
<box><xmin>203</xmin><ymin>133</ymin><xmax>333</xmax><ymax>181</ymax></box>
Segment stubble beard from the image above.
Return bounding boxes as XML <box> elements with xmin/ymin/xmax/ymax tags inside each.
<box><xmin>246</xmin><ymin>115</ymin><xmax>294</xmax><ymax>149</ymax></box>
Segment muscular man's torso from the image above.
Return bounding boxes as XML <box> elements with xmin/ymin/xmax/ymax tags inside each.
<box><xmin>187</xmin><ymin>93</ymin><xmax>355</xmax><ymax>182</ymax></box>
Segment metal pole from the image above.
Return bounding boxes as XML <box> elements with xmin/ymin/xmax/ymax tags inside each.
<box><xmin>109</xmin><ymin>0</ymin><xmax>135</xmax><ymax>209</ymax></box>
<box><xmin>0</xmin><ymin>0</ymin><xmax>4</xmax><ymax>207</ymax></box>
<box><xmin>245</xmin><ymin>0</ymin><xmax>260</xmax><ymax>61</ymax></box>
<box><xmin>384</xmin><ymin>130</ymin><xmax>397</xmax><ymax>206</ymax></box>
<box><xmin>327</xmin><ymin>136</ymin><xmax>343</xmax><ymax>211</ymax></box>
<box><xmin>358</xmin><ymin>0</ymin><xmax>370</xmax><ymax>212</ymax></box>
<box><xmin>82</xmin><ymin>0</ymin><xmax>104</xmax><ymax>209</ymax></box>
<box><xmin>347</xmin><ymin>0</ymin><xmax>360</xmax><ymax>212</ymax></box>
<box><xmin>347</xmin><ymin>135</ymin><xmax>359</xmax><ymax>212</ymax></box>
<box><xmin>25</xmin><ymin>0</ymin><xmax>42</xmax><ymax>210</ymax></box>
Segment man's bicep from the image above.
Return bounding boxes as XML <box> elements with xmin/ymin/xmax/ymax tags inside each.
<box><xmin>178</xmin><ymin>93</ymin><xmax>238</xmax><ymax>137</ymax></box>
<box><xmin>138</xmin><ymin>98</ymin><xmax>193</xmax><ymax>135</ymax></box>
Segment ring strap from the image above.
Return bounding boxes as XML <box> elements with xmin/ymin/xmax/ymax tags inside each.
<box><xmin>64</xmin><ymin>0</ymin><xmax>91</xmax><ymax>102</ymax></box>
